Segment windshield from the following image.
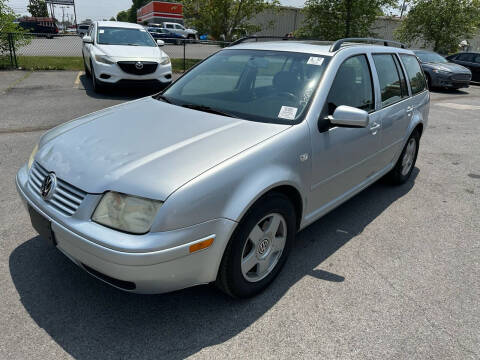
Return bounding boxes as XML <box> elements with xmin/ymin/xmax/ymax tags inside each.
<box><xmin>97</xmin><ymin>27</ymin><xmax>156</xmax><ymax>47</ymax></box>
<box><xmin>414</xmin><ymin>51</ymin><xmax>448</xmax><ymax>63</ymax></box>
<box><xmin>161</xmin><ymin>49</ymin><xmax>329</xmax><ymax>124</ymax></box>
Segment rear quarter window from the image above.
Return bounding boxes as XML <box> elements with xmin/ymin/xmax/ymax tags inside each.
<box><xmin>400</xmin><ymin>54</ymin><xmax>426</xmax><ymax>95</ymax></box>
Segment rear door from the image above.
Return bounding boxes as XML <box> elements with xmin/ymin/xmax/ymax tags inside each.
<box><xmin>370</xmin><ymin>53</ymin><xmax>411</xmax><ymax>167</ymax></box>
<box><xmin>471</xmin><ymin>54</ymin><xmax>480</xmax><ymax>81</ymax></box>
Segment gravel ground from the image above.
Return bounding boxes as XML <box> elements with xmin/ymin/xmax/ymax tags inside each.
<box><xmin>0</xmin><ymin>71</ymin><xmax>479</xmax><ymax>360</ymax></box>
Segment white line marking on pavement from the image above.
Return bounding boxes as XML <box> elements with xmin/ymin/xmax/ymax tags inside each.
<box><xmin>436</xmin><ymin>102</ymin><xmax>480</xmax><ymax>111</ymax></box>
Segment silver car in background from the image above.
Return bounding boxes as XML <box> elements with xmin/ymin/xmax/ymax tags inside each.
<box><xmin>16</xmin><ymin>38</ymin><xmax>429</xmax><ymax>298</ymax></box>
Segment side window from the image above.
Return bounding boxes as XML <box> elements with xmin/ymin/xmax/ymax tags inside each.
<box><xmin>473</xmin><ymin>54</ymin><xmax>480</xmax><ymax>63</ymax></box>
<box><xmin>166</xmin><ymin>24</ymin><xmax>174</xmax><ymax>29</ymax></box>
<box><xmin>458</xmin><ymin>53</ymin><xmax>474</xmax><ymax>62</ymax></box>
<box><xmin>326</xmin><ymin>55</ymin><xmax>374</xmax><ymax>115</ymax></box>
<box><xmin>373</xmin><ymin>54</ymin><xmax>405</xmax><ymax>107</ymax></box>
<box><xmin>400</xmin><ymin>54</ymin><xmax>426</xmax><ymax>95</ymax></box>
<box><xmin>175</xmin><ymin>24</ymin><xmax>184</xmax><ymax>30</ymax></box>
<box><xmin>393</xmin><ymin>54</ymin><xmax>409</xmax><ymax>97</ymax></box>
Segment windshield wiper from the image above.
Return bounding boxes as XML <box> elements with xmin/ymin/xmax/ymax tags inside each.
<box><xmin>180</xmin><ymin>104</ymin><xmax>240</xmax><ymax>118</ymax></box>
<box><xmin>154</xmin><ymin>94</ymin><xmax>175</xmax><ymax>104</ymax></box>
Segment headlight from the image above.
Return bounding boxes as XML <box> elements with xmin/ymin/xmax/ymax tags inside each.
<box><xmin>28</xmin><ymin>143</ymin><xmax>38</xmax><ymax>169</ymax></box>
<box><xmin>433</xmin><ymin>68</ymin><xmax>451</xmax><ymax>74</ymax></box>
<box><xmin>94</xmin><ymin>54</ymin><xmax>116</xmax><ymax>65</ymax></box>
<box><xmin>92</xmin><ymin>192</ymin><xmax>163</xmax><ymax>234</ymax></box>
<box><xmin>160</xmin><ymin>56</ymin><xmax>171</xmax><ymax>65</ymax></box>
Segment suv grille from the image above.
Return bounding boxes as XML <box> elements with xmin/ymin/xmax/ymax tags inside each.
<box><xmin>117</xmin><ymin>61</ymin><xmax>158</xmax><ymax>75</ymax></box>
<box><xmin>29</xmin><ymin>162</ymin><xmax>87</xmax><ymax>216</ymax></box>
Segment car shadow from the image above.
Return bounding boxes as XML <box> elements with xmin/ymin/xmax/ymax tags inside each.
<box><xmin>429</xmin><ymin>87</ymin><xmax>469</xmax><ymax>95</ymax></box>
<box><xmin>79</xmin><ymin>74</ymin><xmax>162</xmax><ymax>101</ymax></box>
<box><xmin>9</xmin><ymin>169</ymin><xmax>418</xmax><ymax>360</ymax></box>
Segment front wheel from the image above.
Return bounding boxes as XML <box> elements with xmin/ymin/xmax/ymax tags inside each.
<box><xmin>216</xmin><ymin>193</ymin><xmax>296</xmax><ymax>298</ymax></box>
<box><xmin>388</xmin><ymin>130</ymin><xmax>420</xmax><ymax>185</ymax></box>
<box><xmin>90</xmin><ymin>62</ymin><xmax>103</xmax><ymax>93</ymax></box>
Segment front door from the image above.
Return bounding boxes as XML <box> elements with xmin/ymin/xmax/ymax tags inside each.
<box><xmin>307</xmin><ymin>54</ymin><xmax>383</xmax><ymax>220</ymax></box>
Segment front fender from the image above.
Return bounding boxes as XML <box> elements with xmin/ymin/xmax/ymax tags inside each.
<box><xmin>152</xmin><ymin>122</ymin><xmax>311</xmax><ymax>233</ymax></box>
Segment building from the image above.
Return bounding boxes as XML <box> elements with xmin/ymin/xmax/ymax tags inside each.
<box><xmin>136</xmin><ymin>1</ymin><xmax>184</xmax><ymax>25</ymax></box>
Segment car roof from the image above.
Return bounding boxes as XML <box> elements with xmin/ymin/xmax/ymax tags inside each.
<box><xmin>228</xmin><ymin>40</ymin><xmax>414</xmax><ymax>56</ymax></box>
<box><xmin>96</xmin><ymin>21</ymin><xmax>144</xmax><ymax>29</ymax></box>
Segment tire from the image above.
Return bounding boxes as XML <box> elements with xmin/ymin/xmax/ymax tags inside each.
<box><xmin>426</xmin><ymin>73</ymin><xmax>432</xmax><ymax>90</ymax></box>
<box><xmin>90</xmin><ymin>62</ymin><xmax>103</xmax><ymax>93</ymax></box>
<box><xmin>216</xmin><ymin>193</ymin><xmax>296</xmax><ymax>298</ymax></box>
<box><xmin>387</xmin><ymin>130</ymin><xmax>420</xmax><ymax>185</ymax></box>
<box><xmin>83</xmin><ymin>55</ymin><xmax>91</xmax><ymax>78</ymax></box>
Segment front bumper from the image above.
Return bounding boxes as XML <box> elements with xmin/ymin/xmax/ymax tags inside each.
<box><xmin>93</xmin><ymin>60</ymin><xmax>172</xmax><ymax>87</ymax></box>
<box><xmin>432</xmin><ymin>73</ymin><xmax>471</xmax><ymax>88</ymax></box>
<box><xmin>16</xmin><ymin>164</ymin><xmax>236</xmax><ymax>294</ymax></box>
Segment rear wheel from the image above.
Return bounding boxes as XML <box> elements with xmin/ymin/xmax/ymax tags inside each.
<box><xmin>83</xmin><ymin>55</ymin><xmax>91</xmax><ymax>77</ymax></box>
<box><xmin>216</xmin><ymin>193</ymin><xmax>296</xmax><ymax>298</ymax></box>
<box><xmin>388</xmin><ymin>130</ymin><xmax>420</xmax><ymax>185</ymax></box>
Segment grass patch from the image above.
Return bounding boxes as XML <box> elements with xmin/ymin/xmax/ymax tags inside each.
<box><xmin>171</xmin><ymin>58</ymin><xmax>201</xmax><ymax>72</ymax></box>
<box><xmin>0</xmin><ymin>56</ymin><xmax>202</xmax><ymax>73</ymax></box>
<box><xmin>17</xmin><ymin>56</ymin><xmax>84</xmax><ymax>70</ymax></box>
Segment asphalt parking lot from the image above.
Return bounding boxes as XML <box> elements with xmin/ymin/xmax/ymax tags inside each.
<box><xmin>0</xmin><ymin>70</ymin><xmax>479</xmax><ymax>360</ymax></box>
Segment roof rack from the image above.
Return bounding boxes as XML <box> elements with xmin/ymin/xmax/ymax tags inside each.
<box><xmin>330</xmin><ymin>38</ymin><xmax>406</xmax><ymax>52</ymax></box>
<box><xmin>229</xmin><ymin>36</ymin><xmax>295</xmax><ymax>47</ymax></box>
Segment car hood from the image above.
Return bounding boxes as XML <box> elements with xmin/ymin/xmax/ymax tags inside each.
<box><xmin>96</xmin><ymin>44</ymin><xmax>163</xmax><ymax>61</ymax></box>
<box><xmin>423</xmin><ymin>62</ymin><xmax>471</xmax><ymax>73</ymax></box>
<box><xmin>36</xmin><ymin>97</ymin><xmax>289</xmax><ymax>200</ymax></box>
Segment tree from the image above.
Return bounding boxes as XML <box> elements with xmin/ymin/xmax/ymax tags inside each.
<box><xmin>395</xmin><ymin>0</ymin><xmax>480</xmax><ymax>54</ymax></box>
<box><xmin>1</xmin><ymin>0</ymin><xmax>30</xmax><ymax>60</ymax></box>
<box><xmin>109</xmin><ymin>17</ymin><xmax>116</xmax><ymax>21</ymax></box>
<box><xmin>116</xmin><ymin>10</ymin><xmax>129</xmax><ymax>22</ymax></box>
<box><xmin>128</xmin><ymin>0</ymin><xmax>149</xmax><ymax>23</ymax></box>
<box><xmin>28</xmin><ymin>0</ymin><xmax>49</xmax><ymax>17</ymax></box>
<box><xmin>183</xmin><ymin>0</ymin><xmax>279</xmax><ymax>41</ymax></box>
<box><xmin>298</xmin><ymin>0</ymin><xmax>397</xmax><ymax>40</ymax></box>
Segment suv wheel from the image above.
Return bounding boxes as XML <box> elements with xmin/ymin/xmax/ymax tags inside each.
<box><xmin>216</xmin><ymin>193</ymin><xmax>296</xmax><ymax>298</ymax></box>
<box><xmin>388</xmin><ymin>130</ymin><xmax>420</xmax><ymax>185</ymax></box>
<box><xmin>90</xmin><ymin>62</ymin><xmax>103</xmax><ymax>93</ymax></box>
<box><xmin>83</xmin><ymin>55</ymin><xmax>91</xmax><ymax>78</ymax></box>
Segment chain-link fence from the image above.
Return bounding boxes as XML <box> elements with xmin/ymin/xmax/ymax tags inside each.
<box><xmin>0</xmin><ymin>32</ymin><xmax>229</xmax><ymax>72</ymax></box>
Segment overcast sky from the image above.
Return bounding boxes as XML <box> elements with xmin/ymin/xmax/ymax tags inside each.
<box><xmin>8</xmin><ymin>0</ymin><xmax>306</xmax><ymax>22</ymax></box>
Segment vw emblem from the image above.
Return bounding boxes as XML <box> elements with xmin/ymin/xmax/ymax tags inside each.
<box><xmin>258</xmin><ymin>239</ymin><xmax>269</xmax><ymax>255</ymax></box>
<box><xmin>135</xmin><ymin>61</ymin><xmax>144</xmax><ymax>70</ymax></box>
<box><xmin>41</xmin><ymin>173</ymin><xmax>57</xmax><ymax>200</ymax></box>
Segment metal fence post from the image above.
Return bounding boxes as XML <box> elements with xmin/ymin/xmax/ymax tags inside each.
<box><xmin>7</xmin><ymin>33</ymin><xmax>14</xmax><ymax>68</ymax></box>
<box><xmin>11</xmin><ymin>33</ymin><xmax>18</xmax><ymax>68</ymax></box>
<box><xmin>183</xmin><ymin>39</ymin><xmax>186</xmax><ymax>72</ymax></box>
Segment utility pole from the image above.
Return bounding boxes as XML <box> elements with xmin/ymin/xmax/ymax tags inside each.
<box><xmin>400</xmin><ymin>0</ymin><xmax>407</xmax><ymax>18</ymax></box>
<box><xmin>60</xmin><ymin>6</ymin><xmax>66</xmax><ymax>32</ymax></box>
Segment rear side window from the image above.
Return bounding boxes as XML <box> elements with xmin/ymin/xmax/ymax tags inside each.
<box><xmin>327</xmin><ymin>55</ymin><xmax>374</xmax><ymax>115</ymax></box>
<box><xmin>166</xmin><ymin>24</ymin><xmax>174</xmax><ymax>29</ymax></box>
<box><xmin>474</xmin><ymin>54</ymin><xmax>480</xmax><ymax>63</ymax></box>
<box><xmin>400</xmin><ymin>55</ymin><xmax>426</xmax><ymax>95</ymax></box>
<box><xmin>373</xmin><ymin>54</ymin><xmax>407</xmax><ymax>107</ymax></box>
<box><xmin>457</xmin><ymin>53</ymin><xmax>474</xmax><ymax>62</ymax></box>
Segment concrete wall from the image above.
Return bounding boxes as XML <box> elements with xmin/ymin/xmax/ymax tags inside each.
<box><xmin>252</xmin><ymin>7</ymin><xmax>480</xmax><ymax>52</ymax></box>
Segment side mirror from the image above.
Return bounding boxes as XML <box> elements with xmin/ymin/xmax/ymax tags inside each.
<box><xmin>156</xmin><ymin>39</ymin><xmax>165</xmax><ymax>46</ymax></box>
<box><xmin>82</xmin><ymin>35</ymin><xmax>93</xmax><ymax>44</ymax></box>
<box><xmin>328</xmin><ymin>105</ymin><xmax>369</xmax><ymax>128</ymax></box>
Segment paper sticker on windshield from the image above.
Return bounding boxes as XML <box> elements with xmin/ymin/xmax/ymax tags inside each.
<box><xmin>140</xmin><ymin>29</ymin><xmax>146</xmax><ymax>32</ymax></box>
<box><xmin>307</xmin><ymin>57</ymin><xmax>324</xmax><ymax>66</ymax></box>
<box><xmin>278</xmin><ymin>106</ymin><xmax>298</xmax><ymax>120</ymax></box>
<box><xmin>99</xmin><ymin>29</ymin><xmax>105</xmax><ymax>34</ymax></box>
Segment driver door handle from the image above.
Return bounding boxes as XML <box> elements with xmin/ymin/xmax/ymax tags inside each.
<box><xmin>370</xmin><ymin>122</ymin><xmax>380</xmax><ymax>134</ymax></box>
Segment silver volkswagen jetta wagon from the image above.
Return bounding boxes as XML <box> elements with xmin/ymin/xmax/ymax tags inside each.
<box><xmin>17</xmin><ymin>38</ymin><xmax>429</xmax><ymax>298</ymax></box>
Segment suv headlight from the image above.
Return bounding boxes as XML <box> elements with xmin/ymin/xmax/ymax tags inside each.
<box><xmin>94</xmin><ymin>54</ymin><xmax>116</xmax><ymax>65</ymax></box>
<box><xmin>28</xmin><ymin>143</ymin><xmax>38</xmax><ymax>169</ymax></box>
<box><xmin>160</xmin><ymin>55</ymin><xmax>171</xmax><ymax>65</ymax></box>
<box><xmin>92</xmin><ymin>192</ymin><xmax>163</xmax><ymax>234</ymax></box>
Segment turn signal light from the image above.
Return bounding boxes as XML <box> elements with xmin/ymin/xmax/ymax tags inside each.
<box><xmin>189</xmin><ymin>238</ymin><xmax>214</xmax><ymax>253</ymax></box>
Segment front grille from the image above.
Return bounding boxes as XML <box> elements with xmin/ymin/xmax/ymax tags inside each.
<box><xmin>451</xmin><ymin>73</ymin><xmax>471</xmax><ymax>81</ymax></box>
<box><xmin>29</xmin><ymin>162</ymin><xmax>87</xmax><ymax>216</ymax></box>
<box><xmin>117</xmin><ymin>61</ymin><xmax>158</xmax><ymax>75</ymax></box>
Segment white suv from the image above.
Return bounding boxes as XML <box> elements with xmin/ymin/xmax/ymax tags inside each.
<box><xmin>162</xmin><ymin>22</ymin><xmax>197</xmax><ymax>39</ymax></box>
<box><xmin>82</xmin><ymin>21</ymin><xmax>172</xmax><ymax>92</ymax></box>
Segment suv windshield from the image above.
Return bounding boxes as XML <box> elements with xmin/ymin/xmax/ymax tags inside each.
<box><xmin>414</xmin><ymin>51</ymin><xmax>448</xmax><ymax>63</ymax></box>
<box><xmin>97</xmin><ymin>27</ymin><xmax>156</xmax><ymax>47</ymax></box>
<box><xmin>161</xmin><ymin>49</ymin><xmax>330</xmax><ymax>124</ymax></box>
